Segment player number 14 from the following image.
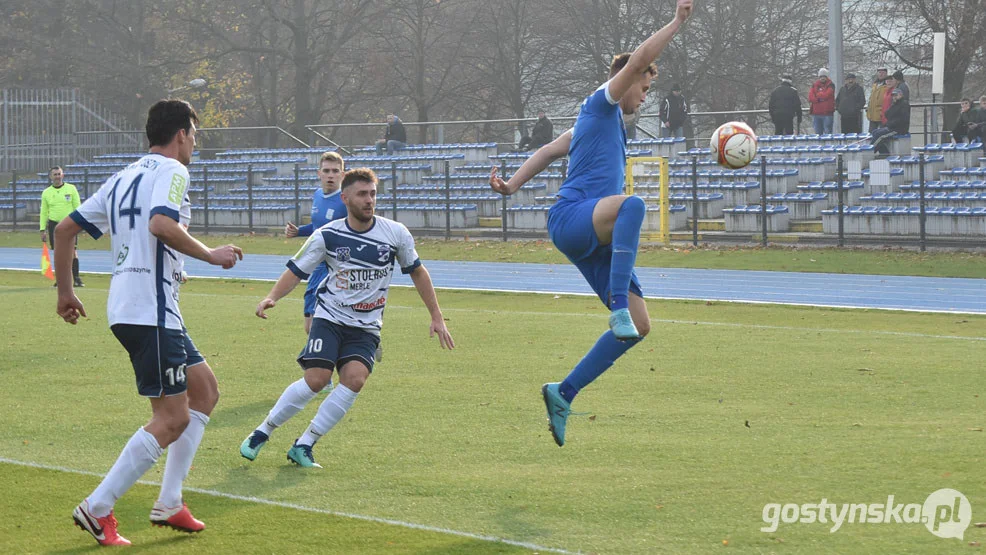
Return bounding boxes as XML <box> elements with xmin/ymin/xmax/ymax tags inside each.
<box><xmin>164</xmin><ymin>364</ymin><xmax>187</xmax><ymax>386</ymax></box>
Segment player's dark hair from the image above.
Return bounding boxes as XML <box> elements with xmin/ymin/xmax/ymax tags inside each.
<box><xmin>962</xmin><ymin>97</ymin><xmax>972</xmax><ymax>104</ymax></box>
<box><xmin>341</xmin><ymin>168</ymin><xmax>377</xmax><ymax>190</ymax></box>
<box><xmin>49</xmin><ymin>166</ymin><xmax>62</xmax><ymax>173</ymax></box>
<box><xmin>609</xmin><ymin>53</ymin><xmax>658</xmax><ymax>79</ymax></box>
<box><xmin>146</xmin><ymin>99</ymin><xmax>199</xmax><ymax>148</ymax></box>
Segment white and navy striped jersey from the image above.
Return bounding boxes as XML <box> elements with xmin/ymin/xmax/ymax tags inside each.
<box><xmin>287</xmin><ymin>217</ymin><xmax>420</xmax><ymax>335</ymax></box>
<box><xmin>70</xmin><ymin>153</ymin><xmax>191</xmax><ymax>330</ymax></box>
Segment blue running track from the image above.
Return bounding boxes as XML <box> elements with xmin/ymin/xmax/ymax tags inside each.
<box><xmin>1</xmin><ymin>247</ymin><xmax>983</xmax><ymax>314</ymax></box>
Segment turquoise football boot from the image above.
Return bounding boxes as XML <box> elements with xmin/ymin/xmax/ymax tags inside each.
<box><xmin>541</xmin><ymin>383</ymin><xmax>571</xmax><ymax>447</ymax></box>
<box><xmin>286</xmin><ymin>441</ymin><xmax>322</xmax><ymax>468</ymax></box>
<box><xmin>239</xmin><ymin>430</ymin><xmax>269</xmax><ymax>461</ymax></box>
<box><xmin>608</xmin><ymin>307</ymin><xmax>640</xmax><ymax>340</ymax></box>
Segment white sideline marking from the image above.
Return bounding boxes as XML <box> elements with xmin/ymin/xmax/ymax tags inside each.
<box><xmin>2</xmin><ymin>265</ymin><xmax>984</xmax><ymax>316</ymax></box>
<box><xmin>0</xmin><ymin>456</ymin><xmax>575</xmax><ymax>554</ymax></box>
<box><xmin>2</xmin><ymin>282</ymin><xmax>985</xmax><ymax>343</ymax></box>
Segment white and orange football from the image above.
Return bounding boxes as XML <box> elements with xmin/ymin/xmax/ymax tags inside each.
<box><xmin>710</xmin><ymin>121</ymin><xmax>758</xmax><ymax>169</ymax></box>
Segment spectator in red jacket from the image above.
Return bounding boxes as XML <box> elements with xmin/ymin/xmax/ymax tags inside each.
<box><xmin>880</xmin><ymin>73</ymin><xmax>899</xmax><ymax>124</ymax></box>
<box><xmin>808</xmin><ymin>68</ymin><xmax>836</xmax><ymax>134</ymax></box>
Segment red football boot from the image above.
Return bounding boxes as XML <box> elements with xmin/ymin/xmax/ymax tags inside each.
<box><xmin>73</xmin><ymin>499</ymin><xmax>132</xmax><ymax>546</ymax></box>
<box><xmin>149</xmin><ymin>501</ymin><xmax>205</xmax><ymax>533</ymax></box>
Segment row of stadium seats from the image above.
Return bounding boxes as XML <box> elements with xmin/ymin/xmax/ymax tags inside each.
<box><xmin>5</xmin><ymin>130</ymin><xmax>986</xmax><ymax>234</ymax></box>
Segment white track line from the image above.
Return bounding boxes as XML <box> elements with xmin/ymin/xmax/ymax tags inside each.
<box><xmin>2</xmin><ymin>266</ymin><xmax>984</xmax><ymax>315</ymax></box>
<box><xmin>0</xmin><ymin>456</ymin><xmax>575</xmax><ymax>554</ymax></box>
<box><xmin>3</xmin><ymin>283</ymin><xmax>984</xmax><ymax>343</ymax></box>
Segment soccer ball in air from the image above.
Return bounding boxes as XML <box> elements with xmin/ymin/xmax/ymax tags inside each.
<box><xmin>710</xmin><ymin>121</ymin><xmax>758</xmax><ymax>169</ymax></box>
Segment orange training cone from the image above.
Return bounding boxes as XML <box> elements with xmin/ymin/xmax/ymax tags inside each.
<box><xmin>41</xmin><ymin>243</ymin><xmax>55</xmax><ymax>280</ymax></box>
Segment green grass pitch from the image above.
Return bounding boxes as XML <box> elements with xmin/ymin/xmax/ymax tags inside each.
<box><xmin>2</xmin><ymin>269</ymin><xmax>986</xmax><ymax>553</ymax></box>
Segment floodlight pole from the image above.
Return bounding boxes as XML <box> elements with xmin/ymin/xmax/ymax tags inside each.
<box><xmin>828</xmin><ymin>0</ymin><xmax>844</xmax><ymax>134</ymax></box>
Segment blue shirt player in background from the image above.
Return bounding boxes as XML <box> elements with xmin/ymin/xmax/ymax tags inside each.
<box><xmin>285</xmin><ymin>151</ymin><xmax>347</xmax><ymax>334</ymax></box>
<box><xmin>490</xmin><ymin>0</ymin><xmax>692</xmax><ymax>447</ymax></box>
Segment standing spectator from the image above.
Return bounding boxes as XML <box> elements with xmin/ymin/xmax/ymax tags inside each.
<box><xmin>808</xmin><ymin>68</ymin><xmax>836</xmax><ymax>134</ymax></box>
<box><xmin>835</xmin><ymin>73</ymin><xmax>866</xmax><ymax>134</ymax></box>
<box><xmin>768</xmin><ymin>75</ymin><xmax>802</xmax><ymax>135</ymax></box>
<box><xmin>374</xmin><ymin>114</ymin><xmax>406</xmax><ymax>156</ymax></box>
<box><xmin>40</xmin><ymin>166</ymin><xmax>84</xmax><ymax>287</ymax></box>
<box><xmin>951</xmin><ymin>98</ymin><xmax>977</xmax><ymax>143</ymax></box>
<box><xmin>871</xmin><ymin>88</ymin><xmax>910</xmax><ymax>155</ymax></box>
<box><xmin>880</xmin><ymin>73</ymin><xmax>899</xmax><ymax>124</ymax></box>
<box><xmin>659</xmin><ymin>84</ymin><xmax>689</xmax><ymax>138</ymax></box>
<box><xmin>520</xmin><ymin>111</ymin><xmax>554</xmax><ymax>151</ymax></box>
<box><xmin>867</xmin><ymin>68</ymin><xmax>889</xmax><ymax>133</ymax></box>
<box><xmin>892</xmin><ymin>70</ymin><xmax>910</xmax><ymax>101</ymax></box>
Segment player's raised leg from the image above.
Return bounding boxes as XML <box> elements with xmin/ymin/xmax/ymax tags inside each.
<box><xmin>152</xmin><ymin>347</ymin><xmax>217</xmax><ymax>533</ymax></box>
<box><xmin>591</xmin><ymin>194</ymin><xmax>647</xmax><ymax>339</ymax></box>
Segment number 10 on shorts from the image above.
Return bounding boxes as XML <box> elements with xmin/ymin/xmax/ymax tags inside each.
<box><xmin>164</xmin><ymin>364</ymin><xmax>187</xmax><ymax>387</ymax></box>
<box><xmin>308</xmin><ymin>338</ymin><xmax>323</xmax><ymax>353</ymax></box>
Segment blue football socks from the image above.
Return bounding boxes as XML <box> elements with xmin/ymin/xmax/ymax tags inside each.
<box><xmin>609</xmin><ymin>196</ymin><xmax>645</xmax><ymax>311</ymax></box>
<box><xmin>559</xmin><ymin>330</ymin><xmax>642</xmax><ymax>403</ymax></box>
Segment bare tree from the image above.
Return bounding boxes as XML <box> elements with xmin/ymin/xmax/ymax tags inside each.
<box><xmin>370</xmin><ymin>0</ymin><xmax>484</xmax><ymax>143</ymax></box>
<box><xmin>175</xmin><ymin>0</ymin><xmax>378</xmax><ymax>138</ymax></box>
<box><xmin>476</xmin><ymin>0</ymin><xmax>557</xmax><ymax>140</ymax></box>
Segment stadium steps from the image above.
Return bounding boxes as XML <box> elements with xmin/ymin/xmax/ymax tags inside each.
<box><xmin>790</xmin><ymin>219</ymin><xmax>823</xmax><ymax>233</ymax></box>
<box><xmin>686</xmin><ymin>218</ymin><xmax>726</xmax><ymax>232</ymax></box>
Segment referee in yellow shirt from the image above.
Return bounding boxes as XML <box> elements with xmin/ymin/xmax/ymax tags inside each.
<box><xmin>40</xmin><ymin>166</ymin><xmax>84</xmax><ymax>287</ymax></box>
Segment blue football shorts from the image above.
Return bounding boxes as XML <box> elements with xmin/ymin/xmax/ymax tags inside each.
<box><xmin>548</xmin><ymin>198</ymin><xmax>643</xmax><ymax>305</ymax></box>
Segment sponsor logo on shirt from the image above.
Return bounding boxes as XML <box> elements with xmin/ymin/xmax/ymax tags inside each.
<box><xmin>334</xmin><ymin>267</ymin><xmax>391</xmax><ymax>290</ymax></box>
<box><xmin>168</xmin><ymin>174</ymin><xmax>187</xmax><ymax>205</ymax></box>
<box><xmin>348</xmin><ymin>296</ymin><xmax>387</xmax><ymax>313</ymax></box>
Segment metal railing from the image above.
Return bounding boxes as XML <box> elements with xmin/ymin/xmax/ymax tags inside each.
<box><xmin>1</xmin><ymin>88</ymin><xmax>132</xmax><ymax>172</ymax></box>
<box><xmin>2</xmin><ymin>100</ymin><xmax>966</xmax><ymax>173</ymax></box>
<box><xmin>6</xmin><ymin>146</ymin><xmax>979</xmax><ymax>248</ymax></box>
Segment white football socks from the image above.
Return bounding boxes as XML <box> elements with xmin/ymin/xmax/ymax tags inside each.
<box><xmin>257</xmin><ymin>378</ymin><xmax>317</xmax><ymax>436</ymax></box>
<box><xmin>157</xmin><ymin>409</ymin><xmax>209</xmax><ymax>508</ymax></box>
<box><xmin>297</xmin><ymin>384</ymin><xmax>358</xmax><ymax>447</ymax></box>
<box><xmin>88</xmin><ymin>427</ymin><xmax>163</xmax><ymax>517</ymax></box>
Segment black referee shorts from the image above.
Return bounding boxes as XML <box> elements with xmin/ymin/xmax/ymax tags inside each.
<box><xmin>46</xmin><ymin>219</ymin><xmax>78</xmax><ymax>250</ymax></box>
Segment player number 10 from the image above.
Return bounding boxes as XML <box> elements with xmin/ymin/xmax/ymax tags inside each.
<box><xmin>308</xmin><ymin>338</ymin><xmax>323</xmax><ymax>353</ymax></box>
<box><xmin>164</xmin><ymin>365</ymin><xmax>187</xmax><ymax>386</ymax></box>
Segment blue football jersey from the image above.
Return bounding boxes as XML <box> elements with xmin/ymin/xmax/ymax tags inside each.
<box><xmin>556</xmin><ymin>81</ymin><xmax>627</xmax><ymax>202</ymax></box>
<box><xmin>298</xmin><ymin>188</ymin><xmax>347</xmax><ymax>237</ymax></box>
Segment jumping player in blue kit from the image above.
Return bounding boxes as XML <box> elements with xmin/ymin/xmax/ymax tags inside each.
<box><xmin>490</xmin><ymin>0</ymin><xmax>692</xmax><ymax>446</ymax></box>
<box><xmin>285</xmin><ymin>151</ymin><xmax>348</xmax><ymax>334</ymax></box>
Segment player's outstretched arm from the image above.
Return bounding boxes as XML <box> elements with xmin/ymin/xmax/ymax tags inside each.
<box><xmin>490</xmin><ymin>129</ymin><xmax>573</xmax><ymax>196</ymax></box>
<box><xmin>408</xmin><ymin>265</ymin><xmax>454</xmax><ymax>349</ymax></box>
<box><xmin>256</xmin><ymin>269</ymin><xmax>303</xmax><ymax>319</ymax></box>
<box><xmin>53</xmin><ymin>217</ymin><xmax>87</xmax><ymax>324</ymax></box>
<box><xmin>608</xmin><ymin>0</ymin><xmax>692</xmax><ymax>103</ymax></box>
<box><xmin>149</xmin><ymin>214</ymin><xmax>243</xmax><ymax>269</ymax></box>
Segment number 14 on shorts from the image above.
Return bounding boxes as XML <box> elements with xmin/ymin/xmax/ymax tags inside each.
<box><xmin>164</xmin><ymin>364</ymin><xmax>186</xmax><ymax>387</ymax></box>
